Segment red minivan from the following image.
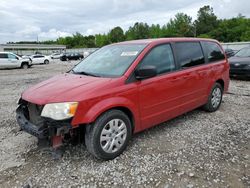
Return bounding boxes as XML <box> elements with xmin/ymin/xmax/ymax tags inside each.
<box><xmin>16</xmin><ymin>38</ymin><xmax>229</xmax><ymax>160</ymax></box>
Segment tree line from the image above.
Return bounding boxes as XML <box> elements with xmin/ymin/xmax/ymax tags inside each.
<box><xmin>10</xmin><ymin>5</ymin><xmax>250</xmax><ymax>48</ymax></box>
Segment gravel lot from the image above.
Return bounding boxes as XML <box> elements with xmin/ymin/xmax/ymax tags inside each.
<box><xmin>0</xmin><ymin>61</ymin><xmax>249</xmax><ymax>188</ymax></box>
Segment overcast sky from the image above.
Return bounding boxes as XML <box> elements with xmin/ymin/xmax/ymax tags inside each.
<box><xmin>0</xmin><ymin>0</ymin><xmax>249</xmax><ymax>43</ymax></box>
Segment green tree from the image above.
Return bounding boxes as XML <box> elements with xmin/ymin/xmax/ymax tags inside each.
<box><xmin>125</xmin><ymin>22</ymin><xmax>150</xmax><ymax>40</ymax></box>
<box><xmin>162</xmin><ymin>13</ymin><xmax>193</xmax><ymax>37</ymax></box>
<box><xmin>109</xmin><ymin>27</ymin><xmax>125</xmax><ymax>43</ymax></box>
<box><xmin>195</xmin><ymin>5</ymin><xmax>219</xmax><ymax>36</ymax></box>
<box><xmin>149</xmin><ymin>24</ymin><xmax>162</xmax><ymax>38</ymax></box>
<box><xmin>210</xmin><ymin>15</ymin><xmax>250</xmax><ymax>42</ymax></box>
<box><xmin>95</xmin><ymin>34</ymin><xmax>110</xmax><ymax>47</ymax></box>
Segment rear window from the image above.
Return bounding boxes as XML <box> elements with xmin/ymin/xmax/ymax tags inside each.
<box><xmin>175</xmin><ymin>42</ymin><xmax>205</xmax><ymax>68</ymax></box>
<box><xmin>202</xmin><ymin>41</ymin><xmax>225</xmax><ymax>62</ymax></box>
<box><xmin>0</xmin><ymin>53</ymin><xmax>8</xmax><ymax>59</ymax></box>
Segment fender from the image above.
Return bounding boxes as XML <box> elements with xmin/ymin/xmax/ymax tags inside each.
<box><xmin>72</xmin><ymin>97</ymin><xmax>141</xmax><ymax>132</ymax></box>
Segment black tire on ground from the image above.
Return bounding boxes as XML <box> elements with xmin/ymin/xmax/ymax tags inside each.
<box><xmin>44</xmin><ymin>60</ymin><xmax>49</xmax><ymax>64</ymax></box>
<box><xmin>203</xmin><ymin>82</ymin><xmax>223</xmax><ymax>112</ymax></box>
<box><xmin>21</xmin><ymin>63</ymin><xmax>29</xmax><ymax>69</ymax></box>
<box><xmin>66</xmin><ymin>58</ymin><xmax>69</xmax><ymax>61</ymax></box>
<box><xmin>85</xmin><ymin>110</ymin><xmax>132</xmax><ymax>160</ymax></box>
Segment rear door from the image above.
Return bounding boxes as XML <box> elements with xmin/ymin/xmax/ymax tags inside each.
<box><xmin>32</xmin><ymin>55</ymin><xmax>39</xmax><ymax>64</ymax></box>
<box><xmin>173</xmin><ymin>41</ymin><xmax>208</xmax><ymax>112</ymax></box>
<box><xmin>37</xmin><ymin>55</ymin><xmax>45</xmax><ymax>63</ymax></box>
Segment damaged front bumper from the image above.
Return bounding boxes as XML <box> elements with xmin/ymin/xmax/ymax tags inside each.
<box><xmin>16</xmin><ymin>101</ymin><xmax>73</xmax><ymax>141</ymax></box>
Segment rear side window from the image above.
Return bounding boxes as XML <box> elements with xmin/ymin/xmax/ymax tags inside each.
<box><xmin>0</xmin><ymin>53</ymin><xmax>8</xmax><ymax>59</ymax></box>
<box><xmin>139</xmin><ymin>44</ymin><xmax>175</xmax><ymax>74</ymax></box>
<box><xmin>175</xmin><ymin>42</ymin><xmax>205</xmax><ymax>68</ymax></box>
<box><xmin>202</xmin><ymin>41</ymin><xmax>225</xmax><ymax>62</ymax></box>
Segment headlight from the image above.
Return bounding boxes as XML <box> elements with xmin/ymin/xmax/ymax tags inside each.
<box><xmin>41</xmin><ymin>102</ymin><xmax>78</xmax><ymax>120</ymax></box>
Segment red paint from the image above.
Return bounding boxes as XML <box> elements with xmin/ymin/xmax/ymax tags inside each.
<box><xmin>52</xmin><ymin>135</ymin><xmax>63</xmax><ymax>148</ymax></box>
<box><xmin>21</xmin><ymin>38</ymin><xmax>230</xmax><ymax>134</ymax></box>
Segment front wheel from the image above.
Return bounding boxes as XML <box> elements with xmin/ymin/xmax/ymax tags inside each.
<box><xmin>44</xmin><ymin>60</ymin><xmax>49</xmax><ymax>64</ymax></box>
<box><xmin>85</xmin><ymin>110</ymin><xmax>132</xmax><ymax>160</ymax></box>
<box><xmin>21</xmin><ymin>63</ymin><xmax>29</xmax><ymax>69</ymax></box>
<box><xmin>203</xmin><ymin>83</ymin><xmax>223</xmax><ymax>112</ymax></box>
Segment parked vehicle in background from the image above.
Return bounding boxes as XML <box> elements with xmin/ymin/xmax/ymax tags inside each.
<box><xmin>50</xmin><ymin>53</ymin><xmax>62</xmax><ymax>59</ymax></box>
<box><xmin>224</xmin><ymin>48</ymin><xmax>236</xmax><ymax>58</ymax></box>
<box><xmin>0</xmin><ymin>52</ymin><xmax>32</xmax><ymax>69</ymax></box>
<box><xmin>21</xmin><ymin>55</ymin><xmax>32</xmax><ymax>61</ymax></box>
<box><xmin>83</xmin><ymin>51</ymin><xmax>90</xmax><ymax>58</ymax></box>
<box><xmin>229</xmin><ymin>47</ymin><xmax>250</xmax><ymax>77</ymax></box>
<box><xmin>31</xmin><ymin>55</ymin><xmax>50</xmax><ymax>64</ymax></box>
<box><xmin>16</xmin><ymin>38</ymin><xmax>229</xmax><ymax>160</ymax></box>
<box><xmin>60</xmin><ymin>53</ymin><xmax>83</xmax><ymax>61</ymax></box>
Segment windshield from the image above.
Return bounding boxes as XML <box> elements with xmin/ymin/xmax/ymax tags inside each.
<box><xmin>235</xmin><ymin>48</ymin><xmax>250</xmax><ymax>57</ymax></box>
<box><xmin>72</xmin><ymin>44</ymin><xmax>146</xmax><ymax>77</ymax></box>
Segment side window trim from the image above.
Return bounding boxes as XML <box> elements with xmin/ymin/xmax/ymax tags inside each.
<box><xmin>126</xmin><ymin>43</ymin><xmax>177</xmax><ymax>84</ymax></box>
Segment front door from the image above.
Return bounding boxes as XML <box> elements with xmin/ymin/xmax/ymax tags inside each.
<box><xmin>136</xmin><ymin>43</ymin><xmax>188</xmax><ymax>130</ymax></box>
<box><xmin>7</xmin><ymin>53</ymin><xmax>19</xmax><ymax>68</ymax></box>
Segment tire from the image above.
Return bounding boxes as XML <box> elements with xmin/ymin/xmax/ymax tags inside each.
<box><xmin>44</xmin><ymin>60</ymin><xmax>49</xmax><ymax>64</ymax></box>
<box><xmin>85</xmin><ymin>110</ymin><xmax>132</xmax><ymax>160</ymax></box>
<box><xmin>21</xmin><ymin>63</ymin><xmax>29</xmax><ymax>69</ymax></box>
<box><xmin>66</xmin><ymin>58</ymin><xmax>69</xmax><ymax>61</ymax></box>
<box><xmin>203</xmin><ymin>83</ymin><xmax>223</xmax><ymax>112</ymax></box>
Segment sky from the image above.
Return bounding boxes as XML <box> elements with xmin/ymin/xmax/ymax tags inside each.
<box><xmin>0</xmin><ymin>0</ymin><xmax>249</xmax><ymax>43</ymax></box>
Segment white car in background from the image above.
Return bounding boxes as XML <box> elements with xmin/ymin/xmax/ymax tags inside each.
<box><xmin>0</xmin><ymin>52</ymin><xmax>32</xmax><ymax>69</ymax></box>
<box><xmin>31</xmin><ymin>55</ymin><xmax>50</xmax><ymax>64</ymax></box>
<box><xmin>50</xmin><ymin>53</ymin><xmax>62</xmax><ymax>59</ymax></box>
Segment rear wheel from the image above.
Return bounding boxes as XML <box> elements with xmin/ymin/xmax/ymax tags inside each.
<box><xmin>44</xmin><ymin>60</ymin><xmax>49</xmax><ymax>64</ymax></box>
<box><xmin>203</xmin><ymin>83</ymin><xmax>223</xmax><ymax>112</ymax></box>
<box><xmin>85</xmin><ymin>110</ymin><xmax>132</xmax><ymax>160</ymax></box>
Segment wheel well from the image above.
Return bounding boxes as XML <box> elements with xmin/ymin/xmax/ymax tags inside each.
<box><xmin>216</xmin><ymin>79</ymin><xmax>224</xmax><ymax>90</ymax></box>
<box><xmin>102</xmin><ymin>107</ymin><xmax>135</xmax><ymax>133</ymax></box>
<box><xmin>21</xmin><ymin>62</ymin><xmax>28</xmax><ymax>66</ymax></box>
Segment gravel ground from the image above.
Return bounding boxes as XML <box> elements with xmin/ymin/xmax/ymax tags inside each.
<box><xmin>0</xmin><ymin>61</ymin><xmax>249</xmax><ymax>188</ymax></box>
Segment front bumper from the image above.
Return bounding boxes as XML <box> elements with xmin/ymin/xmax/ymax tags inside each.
<box><xmin>16</xmin><ymin>105</ymin><xmax>48</xmax><ymax>139</ymax></box>
<box><xmin>16</xmin><ymin>102</ymin><xmax>73</xmax><ymax>139</ymax></box>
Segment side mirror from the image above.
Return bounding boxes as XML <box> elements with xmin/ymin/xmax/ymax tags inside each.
<box><xmin>135</xmin><ymin>65</ymin><xmax>157</xmax><ymax>80</ymax></box>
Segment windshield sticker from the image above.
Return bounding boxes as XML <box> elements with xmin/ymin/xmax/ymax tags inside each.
<box><xmin>121</xmin><ymin>51</ymin><xmax>138</xmax><ymax>56</ymax></box>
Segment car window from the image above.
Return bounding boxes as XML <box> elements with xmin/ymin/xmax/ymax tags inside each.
<box><xmin>0</xmin><ymin>53</ymin><xmax>8</xmax><ymax>59</ymax></box>
<box><xmin>73</xmin><ymin>44</ymin><xmax>146</xmax><ymax>77</ymax></box>
<box><xmin>202</xmin><ymin>41</ymin><xmax>225</xmax><ymax>62</ymax></box>
<box><xmin>138</xmin><ymin>44</ymin><xmax>175</xmax><ymax>74</ymax></box>
<box><xmin>8</xmin><ymin>53</ymin><xmax>18</xmax><ymax>60</ymax></box>
<box><xmin>235</xmin><ymin>48</ymin><xmax>250</xmax><ymax>57</ymax></box>
<box><xmin>175</xmin><ymin>42</ymin><xmax>205</xmax><ymax>68</ymax></box>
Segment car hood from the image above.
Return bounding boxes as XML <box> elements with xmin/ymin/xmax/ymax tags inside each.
<box><xmin>228</xmin><ymin>56</ymin><xmax>250</xmax><ymax>64</ymax></box>
<box><xmin>22</xmin><ymin>73</ymin><xmax>113</xmax><ymax>105</ymax></box>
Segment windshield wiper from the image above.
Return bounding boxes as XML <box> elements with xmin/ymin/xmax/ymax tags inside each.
<box><xmin>73</xmin><ymin>70</ymin><xmax>100</xmax><ymax>77</ymax></box>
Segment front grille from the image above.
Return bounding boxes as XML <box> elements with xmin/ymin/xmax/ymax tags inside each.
<box><xmin>27</xmin><ymin>103</ymin><xmax>44</xmax><ymax>126</ymax></box>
